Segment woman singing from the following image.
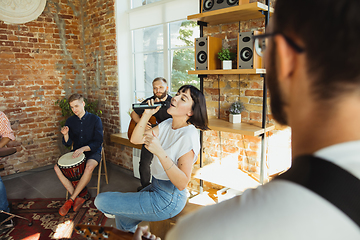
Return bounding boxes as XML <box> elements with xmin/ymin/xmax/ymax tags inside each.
<box><xmin>94</xmin><ymin>85</ymin><xmax>208</xmax><ymax>232</ymax></box>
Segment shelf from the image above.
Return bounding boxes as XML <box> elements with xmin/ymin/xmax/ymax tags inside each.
<box><xmin>187</xmin><ymin>2</ymin><xmax>274</xmax><ymax>25</ymax></box>
<box><xmin>209</xmin><ymin>118</ymin><xmax>274</xmax><ymax>136</ymax></box>
<box><xmin>193</xmin><ymin>163</ymin><xmax>260</xmax><ymax>192</ymax></box>
<box><xmin>188</xmin><ymin>68</ymin><xmax>266</xmax><ymax>75</ymax></box>
<box><xmin>110</xmin><ymin>132</ymin><xmax>142</xmax><ymax>149</ymax></box>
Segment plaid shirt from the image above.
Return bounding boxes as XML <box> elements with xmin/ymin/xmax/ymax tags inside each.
<box><xmin>0</xmin><ymin>111</ymin><xmax>15</xmax><ymax>141</ymax></box>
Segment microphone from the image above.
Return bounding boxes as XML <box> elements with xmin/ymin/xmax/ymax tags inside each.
<box><xmin>132</xmin><ymin>101</ymin><xmax>169</xmax><ymax>110</ymax></box>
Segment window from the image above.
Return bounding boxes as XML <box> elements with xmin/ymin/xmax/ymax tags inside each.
<box><xmin>116</xmin><ymin>0</ymin><xmax>198</xmax><ymax>131</ymax></box>
<box><xmin>132</xmin><ymin>20</ymin><xmax>199</xmax><ymax>102</ymax></box>
<box><xmin>133</xmin><ymin>24</ymin><xmax>164</xmax><ymax>101</ymax></box>
<box><xmin>169</xmin><ymin>21</ymin><xmax>200</xmax><ymax>92</ymax></box>
<box><xmin>131</xmin><ymin>0</ymin><xmax>163</xmax><ymax>9</ymax></box>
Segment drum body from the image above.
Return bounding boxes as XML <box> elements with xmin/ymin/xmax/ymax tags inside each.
<box><xmin>58</xmin><ymin>152</ymin><xmax>90</xmax><ymax>199</ymax></box>
<box><xmin>58</xmin><ymin>152</ymin><xmax>86</xmax><ymax>182</ymax></box>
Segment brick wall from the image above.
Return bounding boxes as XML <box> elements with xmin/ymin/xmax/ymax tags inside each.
<box><xmin>0</xmin><ymin>0</ymin><xmax>80</xmax><ymax>175</ymax></box>
<box><xmin>0</xmin><ymin>0</ymin><xmax>132</xmax><ymax>177</ymax></box>
<box><xmin>81</xmin><ymin>0</ymin><xmax>133</xmax><ymax>170</ymax></box>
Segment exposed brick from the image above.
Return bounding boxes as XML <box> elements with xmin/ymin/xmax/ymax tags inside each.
<box><xmin>0</xmin><ymin>0</ymin><xmax>123</xmax><ymax>176</ymax></box>
<box><xmin>0</xmin><ymin>41</ymin><xmax>14</xmax><ymax>46</ymax></box>
<box><xmin>245</xmin><ymin>90</ymin><xmax>263</xmax><ymax>97</ymax></box>
<box><xmin>249</xmin><ymin>98</ymin><xmax>263</xmax><ymax>104</ymax></box>
<box><xmin>0</xmin><ymin>53</ymin><xmax>14</xmax><ymax>58</ymax></box>
<box><xmin>14</xmin><ymin>53</ymin><xmax>34</xmax><ymax>58</ymax></box>
<box><xmin>221</xmin><ymin>23</ymin><xmax>239</xmax><ymax>32</ymax></box>
<box><xmin>204</xmin><ymin>25</ymin><xmax>221</xmax><ymax>35</ymax></box>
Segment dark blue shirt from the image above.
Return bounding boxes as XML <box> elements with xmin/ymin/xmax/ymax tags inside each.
<box><xmin>62</xmin><ymin>112</ymin><xmax>103</xmax><ymax>154</ymax></box>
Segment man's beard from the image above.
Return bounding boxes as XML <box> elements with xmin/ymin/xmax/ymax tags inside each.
<box><xmin>267</xmin><ymin>42</ymin><xmax>288</xmax><ymax>126</ymax></box>
<box><xmin>154</xmin><ymin>91</ymin><xmax>167</xmax><ymax>100</ymax></box>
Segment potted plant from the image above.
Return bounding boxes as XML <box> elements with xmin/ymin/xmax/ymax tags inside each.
<box><xmin>218</xmin><ymin>48</ymin><xmax>235</xmax><ymax>70</ymax></box>
<box><xmin>229</xmin><ymin>101</ymin><xmax>245</xmax><ymax>123</ymax></box>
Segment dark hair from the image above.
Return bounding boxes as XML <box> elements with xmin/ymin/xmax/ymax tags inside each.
<box><xmin>153</xmin><ymin>77</ymin><xmax>167</xmax><ymax>85</ymax></box>
<box><xmin>68</xmin><ymin>93</ymin><xmax>84</xmax><ymax>103</ymax></box>
<box><xmin>274</xmin><ymin>0</ymin><xmax>360</xmax><ymax>100</ymax></box>
<box><xmin>178</xmin><ymin>85</ymin><xmax>209</xmax><ymax>131</ymax></box>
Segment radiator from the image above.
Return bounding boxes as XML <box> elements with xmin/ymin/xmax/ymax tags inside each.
<box><xmin>132</xmin><ymin>148</ymin><xmax>141</xmax><ymax>178</ymax></box>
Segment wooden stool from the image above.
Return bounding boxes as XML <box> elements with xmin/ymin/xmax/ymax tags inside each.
<box><xmin>149</xmin><ymin>202</ymin><xmax>203</xmax><ymax>239</ymax></box>
<box><xmin>0</xmin><ymin>147</ymin><xmax>16</xmax><ymax>158</ymax></box>
<box><xmin>88</xmin><ymin>147</ymin><xmax>108</xmax><ymax>195</ymax></box>
<box><xmin>66</xmin><ymin>147</ymin><xmax>108</xmax><ymax>198</ymax></box>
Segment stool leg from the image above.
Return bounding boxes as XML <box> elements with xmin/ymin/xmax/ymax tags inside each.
<box><xmin>97</xmin><ymin>160</ymin><xmax>101</xmax><ymax>195</ymax></box>
<box><xmin>102</xmin><ymin>148</ymin><xmax>109</xmax><ymax>184</ymax></box>
<box><xmin>0</xmin><ymin>210</ymin><xmax>33</xmax><ymax>227</ymax></box>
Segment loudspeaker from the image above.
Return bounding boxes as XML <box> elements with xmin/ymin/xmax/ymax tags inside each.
<box><xmin>195</xmin><ymin>36</ymin><xmax>223</xmax><ymax>70</ymax></box>
<box><xmin>202</xmin><ymin>0</ymin><xmax>248</xmax><ymax>13</ymax></box>
<box><xmin>238</xmin><ymin>31</ymin><xmax>263</xmax><ymax>69</ymax></box>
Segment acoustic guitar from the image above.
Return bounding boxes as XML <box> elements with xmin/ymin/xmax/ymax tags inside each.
<box><xmin>127</xmin><ymin>115</ymin><xmax>157</xmax><ymax>139</ymax></box>
<box><xmin>74</xmin><ymin>224</ymin><xmax>151</xmax><ymax>240</ymax></box>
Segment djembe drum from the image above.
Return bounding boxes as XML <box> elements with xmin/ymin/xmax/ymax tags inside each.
<box><xmin>57</xmin><ymin>152</ymin><xmax>89</xmax><ymax>199</ymax></box>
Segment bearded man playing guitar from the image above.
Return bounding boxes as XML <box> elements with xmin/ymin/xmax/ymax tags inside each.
<box><xmin>129</xmin><ymin>77</ymin><xmax>172</xmax><ymax>191</ymax></box>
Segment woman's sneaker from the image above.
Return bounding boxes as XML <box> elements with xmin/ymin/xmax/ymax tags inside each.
<box><xmin>103</xmin><ymin>213</ymin><xmax>115</xmax><ymax>218</ymax></box>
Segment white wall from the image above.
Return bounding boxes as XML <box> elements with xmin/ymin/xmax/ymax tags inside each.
<box><xmin>115</xmin><ymin>1</ymin><xmax>133</xmax><ymax>133</ymax></box>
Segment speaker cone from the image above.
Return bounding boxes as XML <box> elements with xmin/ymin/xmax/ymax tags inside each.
<box><xmin>203</xmin><ymin>0</ymin><xmax>214</xmax><ymax>11</ymax></box>
<box><xmin>197</xmin><ymin>51</ymin><xmax>207</xmax><ymax>64</ymax></box>
<box><xmin>227</xmin><ymin>0</ymin><xmax>238</xmax><ymax>5</ymax></box>
<box><xmin>240</xmin><ymin>47</ymin><xmax>253</xmax><ymax>62</ymax></box>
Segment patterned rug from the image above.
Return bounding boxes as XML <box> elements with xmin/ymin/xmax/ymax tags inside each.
<box><xmin>0</xmin><ymin>198</ymin><xmax>107</xmax><ymax>240</ymax></box>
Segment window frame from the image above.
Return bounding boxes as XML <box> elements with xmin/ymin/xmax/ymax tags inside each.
<box><xmin>131</xmin><ymin>19</ymin><xmax>199</xmax><ymax>101</ymax></box>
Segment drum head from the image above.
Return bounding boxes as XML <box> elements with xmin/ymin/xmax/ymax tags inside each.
<box><xmin>58</xmin><ymin>152</ymin><xmax>85</xmax><ymax>167</ymax></box>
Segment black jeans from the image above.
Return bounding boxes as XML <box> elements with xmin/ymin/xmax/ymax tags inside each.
<box><xmin>139</xmin><ymin>145</ymin><xmax>153</xmax><ymax>188</ymax></box>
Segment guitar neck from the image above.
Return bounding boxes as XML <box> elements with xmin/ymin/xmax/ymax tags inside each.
<box><xmin>75</xmin><ymin>224</ymin><xmax>151</xmax><ymax>240</ymax></box>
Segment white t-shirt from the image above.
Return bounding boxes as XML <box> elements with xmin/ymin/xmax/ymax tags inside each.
<box><xmin>166</xmin><ymin>140</ymin><xmax>360</xmax><ymax>240</ymax></box>
<box><xmin>151</xmin><ymin>118</ymin><xmax>200</xmax><ymax>180</ymax></box>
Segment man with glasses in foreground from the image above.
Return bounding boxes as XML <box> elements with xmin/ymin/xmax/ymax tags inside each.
<box><xmin>134</xmin><ymin>0</ymin><xmax>360</xmax><ymax>239</ymax></box>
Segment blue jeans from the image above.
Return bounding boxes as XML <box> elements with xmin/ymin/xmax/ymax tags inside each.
<box><xmin>0</xmin><ymin>176</ymin><xmax>9</xmax><ymax>212</ymax></box>
<box><xmin>95</xmin><ymin>177</ymin><xmax>187</xmax><ymax>232</ymax></box>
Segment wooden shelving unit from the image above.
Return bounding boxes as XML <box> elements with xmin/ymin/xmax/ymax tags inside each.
<box><xmin>188</xmin><ymin>68</ymin><xmax>266</xmax><ymax>75</ymax></box>
<box><xmin>189</xmin><ymin>1</ymin><xmax>272</xmax><ymax>197</ymax></box>
<box><xmin>209</xmin><ymin>118</ymin><xmax>274</xmax><ymax>136</ymax></box>
<box><xmin>187</xmin><ymin>2</ymin><xmax>273</xmax><ymax>25</ymax></box>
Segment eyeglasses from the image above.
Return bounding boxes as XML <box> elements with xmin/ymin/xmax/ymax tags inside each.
<box><xmin>252</xmin><ymin>32</ymin><xmax>305</xmax><ymax>57</ymax></box>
